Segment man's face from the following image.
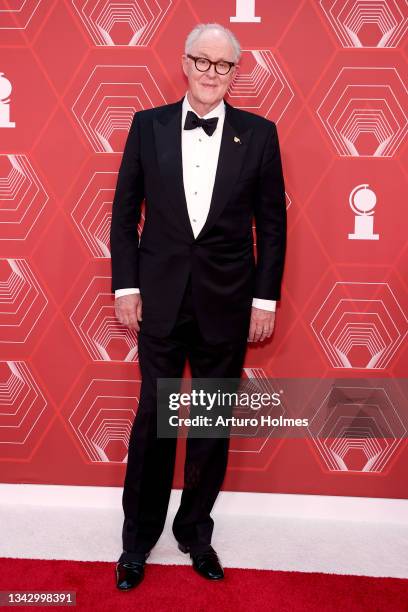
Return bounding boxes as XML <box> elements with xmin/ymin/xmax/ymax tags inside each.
<box><xmin>182</xmin><ymin>31</ymin><xmax>238</xmax><ymax>110</ymax></box>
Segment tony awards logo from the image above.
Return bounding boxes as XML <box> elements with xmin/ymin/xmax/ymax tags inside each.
<box><xmin>0</xmin><ymin>73</ymin><xmax>15</xmax><ymax>128</ymax></box>
<box><xmin>230</xmin><ymin>0</ymin><xmax>261</xmax><ymax>22</ymax></box>
<box><xmin>348</xmin><ymin>184</ymin><xmax>379</xmax><ymax>240</ymax></box>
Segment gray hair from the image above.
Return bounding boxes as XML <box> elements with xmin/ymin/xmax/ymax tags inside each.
<box><xmin>185</xmin><ymin>23</ymin><xmax>241</xmax><ymax>63</ymax></box>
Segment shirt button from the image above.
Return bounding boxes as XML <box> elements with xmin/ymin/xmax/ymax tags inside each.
<box><xmin>196</xmin><ymin>164</ymin><xmax>200</xmax><ymax>168</ymax></box>
<box><xmin>194</xmin><ymin>191</ymin><xmax>198</xmax><ymax>195</ymax></box>
<box><xmin>198</xmin><ymin>138</ymin><xmax>202</xmax><ymax>142</ymax></box>
<box><xmin>192</xmin><ymin>218</ymin><xmax>197</xmax><ymax>222</ymax></box>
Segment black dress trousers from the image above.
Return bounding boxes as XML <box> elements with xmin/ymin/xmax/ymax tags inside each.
<box><xmin>119</xmin><ymin>274</ymin><xmax>250</xmax><ymax>561</ymax></box>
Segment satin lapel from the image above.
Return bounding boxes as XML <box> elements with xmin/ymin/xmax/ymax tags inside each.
<box><xmin>196</xmin><ymin>104</ymin><xmax>252</xmax><ymax>240</ymax></box>
<box><xmin>153</xmin><ymin>100</ymin><xmax>195</xmax><ymax>240</ymax></box>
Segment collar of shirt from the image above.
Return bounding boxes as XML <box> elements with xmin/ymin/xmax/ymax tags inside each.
<box><xmin>181</xmin><ymin>93</ymin><xmax>225</xmax><ymax>133</ymax></box>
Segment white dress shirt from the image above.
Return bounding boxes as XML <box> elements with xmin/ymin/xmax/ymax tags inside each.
<box><xmin>115</xmin><ymin>93</ymin><xmax>276</xmax><ymax>312</ymax></box>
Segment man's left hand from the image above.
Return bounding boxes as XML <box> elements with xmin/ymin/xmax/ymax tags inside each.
<box><xmin>248</xmin><ymin>307</ymin><xmax>276</xmax><ymax>343</ymax></box>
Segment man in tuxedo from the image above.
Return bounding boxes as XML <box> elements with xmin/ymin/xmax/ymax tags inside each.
<box><xmin>110</xmin><ymin>23</ymin><xmax>286</xmax><ymax>589</ymax></box>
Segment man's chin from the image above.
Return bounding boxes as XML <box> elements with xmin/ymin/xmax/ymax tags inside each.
<box><xmin>198</xmin><ymin>89</ymin><xmax>221</xmax><ymax>103</ymax></box>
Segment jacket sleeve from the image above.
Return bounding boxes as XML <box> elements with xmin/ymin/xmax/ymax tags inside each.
<box><xmin>253</xmin><ymin>121</ymin><xmax>287</xmax><ymax>301</ymax></box>
<box><xmin>109</xmin><ymin>112</ymin><xmax>144</xmax><ymax>293</ymax></box>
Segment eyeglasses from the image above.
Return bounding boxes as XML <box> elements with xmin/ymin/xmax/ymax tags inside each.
<box><xmin>186</xmin><ymin>54</ymin><xmax>235</xmax><ymax>75</ymax></box>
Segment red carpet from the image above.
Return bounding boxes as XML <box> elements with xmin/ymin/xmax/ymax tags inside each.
<box><xmin>0</xmin><ymin>558</ymin><xmax>407</xmax><ymax>611</ymax></box>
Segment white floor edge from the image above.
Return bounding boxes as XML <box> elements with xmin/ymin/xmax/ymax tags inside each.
<box><xmin>1</xmin><ymin>484</ymin><xmax>407</xmax><ymax>579</ymax></box>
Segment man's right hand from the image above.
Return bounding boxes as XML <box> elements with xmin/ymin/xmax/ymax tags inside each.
<box><xmin>114</xmin><ymin>293</ymin><xmax>142</xmax><ymax>332</ymax></box>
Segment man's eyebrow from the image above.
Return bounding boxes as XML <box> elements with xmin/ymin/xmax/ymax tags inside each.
<box><xmin>196</xmin><ymin>52</ymin><xmax>232</xmax><ymax>62</ymax></box>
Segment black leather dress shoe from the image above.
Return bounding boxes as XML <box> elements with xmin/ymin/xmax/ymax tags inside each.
<box><xmin>178</xmin><ymin>543</ymin><xmax>224</xmax><ymax>580</ymax></box>
<box><xmin>115</xmin><ymin>558</ymin><xmax>147</xmax><ymax>590</ymax></box>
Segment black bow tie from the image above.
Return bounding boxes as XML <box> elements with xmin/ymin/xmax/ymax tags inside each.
<box><xmin>184</xmin><ymin>110</ymin><xmax>219</xmax><ymax>136</ymax></box>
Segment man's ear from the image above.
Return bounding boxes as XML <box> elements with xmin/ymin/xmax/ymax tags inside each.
<box><xmin>231</xmin><ymin>64</ymin><xmax>240</xmax><ymax>83</ymax></box>
<box><xmin>181</xmin><ymin>54</ymin><xmax>188</xmax><ymax>77</ymax></box>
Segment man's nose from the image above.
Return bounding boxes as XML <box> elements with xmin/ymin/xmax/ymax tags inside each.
<box><xmin>206</xmin><ymin>64</ymin><xmax>217</xmax><ymax>77</ymax></box>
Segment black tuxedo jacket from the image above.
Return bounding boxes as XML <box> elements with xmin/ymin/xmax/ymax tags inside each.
<box><xmin>110</xmin><ymin>96</ymin><xmax>287</xmax><ymax>343</ymax></box>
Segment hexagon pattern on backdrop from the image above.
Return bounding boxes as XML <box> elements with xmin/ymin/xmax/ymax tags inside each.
<box><xmin>0</xmin><ymin>0</ymin><xmax>407</xmax><ymax>496</ymax></box>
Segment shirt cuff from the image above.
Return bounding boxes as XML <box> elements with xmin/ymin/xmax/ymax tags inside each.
<box><xmin>252</xmin><ymin>298</ymin><xmax>276</xmax><ymax>312</ymax></box>
<box><xmin>115</xmin><ymin>288</ymin><xmax>140</xmax><ymax>298</ymax></box>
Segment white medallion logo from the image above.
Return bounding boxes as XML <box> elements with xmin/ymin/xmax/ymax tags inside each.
<box><xmin>0</xmin><ymin>73</ymin><xmax>15</xmax><ymax>128</ymax></box>
<box><xmin>348</xmin><ymin>184</ymin><xmax>379</xmax><ymax>240</ymax></box>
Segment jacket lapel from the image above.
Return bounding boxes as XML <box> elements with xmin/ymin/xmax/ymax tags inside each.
<box><xmin>153</xmin><ymin>97</ymin><xmax>195</xmax><ymax>240</ymax></box>
<box><xmin>196</xmin><ymin>102</ymin><xmax>252</xmax><ymax>239</ymax></box>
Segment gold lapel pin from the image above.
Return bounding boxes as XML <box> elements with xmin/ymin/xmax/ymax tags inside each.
<box><xmin>234</xmin><ymin>136</ymin><xmax>241</xmax><ymax>144</ymax></box>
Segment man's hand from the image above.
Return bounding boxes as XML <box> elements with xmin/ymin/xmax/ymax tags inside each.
<box><xmin>114</xmin><ymin>294</ymin><xmax>142</xmax><ymax>332</ymax></box>
<box><xmin>248</xmin><ymin>307</ymin><xmax>275</xmax><ymax>343</ymax></box>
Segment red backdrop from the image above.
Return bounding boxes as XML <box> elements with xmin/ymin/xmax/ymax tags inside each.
<box><xmin>0</xmin><ymin>0</ymin><xmax>407</xmax><ymax>498</ymax></box>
